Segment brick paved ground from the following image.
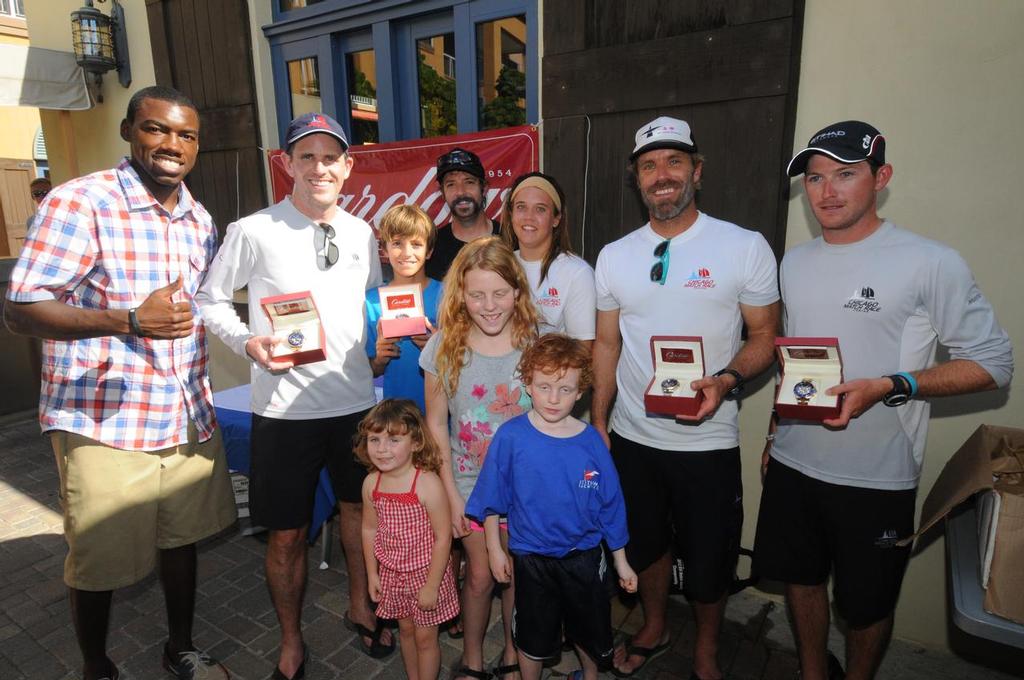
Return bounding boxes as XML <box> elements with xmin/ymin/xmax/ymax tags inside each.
<box><xmin>0</xmin><ymin>414</ymin><xmax>1020</xmax><ymax>680</ymax></box>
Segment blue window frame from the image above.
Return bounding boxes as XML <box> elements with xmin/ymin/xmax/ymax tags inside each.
<box><xmin>265</xmin><ymin>0</ymin><xmax>537</xmax><ymax>145</ymax></box>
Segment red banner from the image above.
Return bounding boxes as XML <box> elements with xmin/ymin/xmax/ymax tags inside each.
<box><xmin>267</xmin><ymin>125</ymin><xmax>539</xmax><ymax>229</ymax></box>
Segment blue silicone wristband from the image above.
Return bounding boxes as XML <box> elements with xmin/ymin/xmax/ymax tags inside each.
<box><xmin>895</xmin><ymin>371</ymin><xmax>918</xmax><ymax>397</ymax></box>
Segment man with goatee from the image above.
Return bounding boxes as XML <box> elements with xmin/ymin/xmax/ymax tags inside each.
<box><xmin>592</xmin><ymin>117</ymin><xmax>779</xmax><ymax>680</ymax></box>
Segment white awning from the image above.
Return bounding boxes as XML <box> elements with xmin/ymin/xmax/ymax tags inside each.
<box><xmin>0</xmin><ymin>44</ymin><xmax>91</xmax><ymax>110</ymax></box>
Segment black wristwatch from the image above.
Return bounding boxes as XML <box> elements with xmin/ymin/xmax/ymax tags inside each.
<box><xmin>882</xmin><ymin>374</ymin><xmax>912</xmax><ymax>407</ymax></box>
<box><xmin>128</xmin><ymin>308</ymin><xmax>144</xmax><ymax>337</ymax></box>
<box><xmin>713</xmin><ymin>368</ymin><xmax>745</xmax><ymax>398</ymax></box>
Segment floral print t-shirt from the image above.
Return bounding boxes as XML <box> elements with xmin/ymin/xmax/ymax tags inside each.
<box><xmin>420</xmin><ymin>332</ymin><xmax>532</xmax><ymax>501</ymax></box>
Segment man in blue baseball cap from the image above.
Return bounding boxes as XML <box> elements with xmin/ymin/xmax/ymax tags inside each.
<box><xmin>198</xmin><ymin>111</ymin><xmax>394</xmax><ymax>678</ymax></box>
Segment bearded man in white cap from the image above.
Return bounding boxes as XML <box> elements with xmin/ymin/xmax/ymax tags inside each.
<box><xmin>592</xmin><ymin>116</ymin><xmax>780</xmax><ymax>679</ymax></box>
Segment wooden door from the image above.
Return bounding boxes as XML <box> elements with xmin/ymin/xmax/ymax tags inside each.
<box><xmin>543</xmin><ymin>0</ymin><xmax>804</xmax><ymax>262</ymax></box>
<box><xmin>146</xmin><ymin>0</ymin><xmax>267</xmax><ymax>238</ymax></box>
<box><xmin>0</xmin><ymin>158</ymin><xmax>37</xmax><ymax>257</ymax></box>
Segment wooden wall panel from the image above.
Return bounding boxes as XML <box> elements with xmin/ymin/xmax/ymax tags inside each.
<box><xmin>147</xmin><ymin>0</ymin><xmax>267</xmax><ymax>236</ymax></box>
<box><xmin>543</xmin><ymin>19</ymin><xmax>792</xmax><ymax>119</ymax></box>
<box><xmin>542</xmin><ymin>0</ymin><xmax>804</xmax><ymax>261</ymax></box>
<box><xmin>584</xmin><ymin>0</ymin><xmax>794</xmax><ymax>48</ymax></box>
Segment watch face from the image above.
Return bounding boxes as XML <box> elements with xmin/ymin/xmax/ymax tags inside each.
<box><xmin>660</xmin><ymin>378</ymin><xmax>681</xmax><ymax>394</ymax></box>
<box><xmin>793</xmin><ymin>379</ymin><xmax>817</xmax><ymax>400</ymax></box>
<box><xmin>287</xmin><ymin>330</ymin><xmax>305</xmax><ymax>349</ymax></box>
<box><xmin>883</xmin><ymin>392</ymin><xmax>909</xmax><ymax>407</ymax></box>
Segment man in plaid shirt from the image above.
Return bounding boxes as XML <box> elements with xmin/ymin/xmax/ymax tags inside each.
<box><xmin>4</xmin><ymin>86</ymin><xmax>236</xmax><ymax>680</ymax></box>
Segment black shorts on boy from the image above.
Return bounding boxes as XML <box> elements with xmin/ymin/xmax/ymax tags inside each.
<box><xmin>753</xmin><ymin>457</ymin><xmax>916</xmax><ymax>628</ymax></box>
<box><xmin>249</xmin><ymin>410</ymin><xmax>369</xmax><ymax>529</ymax></box>
<box><xmin>512</xmin><ymin>546</ymin><xmax>614</xmax><ymax>667</ymax></box>
<box><xmin>610</xmin><ymin>432</ymin><xmax>742</xmax><ymax>603</ymax></box>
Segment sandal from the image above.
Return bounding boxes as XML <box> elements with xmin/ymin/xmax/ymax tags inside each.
<box><xmin>445</xmin><ymin>614</ymin><xmax>465</xmax><ymax>639</ymax></box>
<box><xmin>492</xmin><ymin>662</ymin><xmax>520</xmax><ymax>679</ymax></box>
<box><xmin>611</xmin><ymin>637</ymin><xmax>671</xmax><ymax>678</ymax></box>
<box><xmin>454</xmin><ymin>667</ymin><xmax>492</xmax><ymax>680</ymax></box>
<box><xmin>343</xmin><ymin>614</ymin><xmax>396</xmax><ymax>659</ymax></box>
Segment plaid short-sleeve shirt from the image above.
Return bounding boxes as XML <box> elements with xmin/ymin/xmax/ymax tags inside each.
<box><xmin>7</xmin><ymin>159</ymin><xmax>219</xmax><ymax>451</ymax></box>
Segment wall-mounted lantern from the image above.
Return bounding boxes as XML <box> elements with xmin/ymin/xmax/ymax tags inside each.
<box><xmin>70</xmin><ymin>0</ymin><xmax>131</xmax><ymax>102</ymax></box>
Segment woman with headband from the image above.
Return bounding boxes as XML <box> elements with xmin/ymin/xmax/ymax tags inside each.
<box><xmin>500</xmin><ymin>172</ymin><xmax>597</xmax><ymax>349</ymax></box>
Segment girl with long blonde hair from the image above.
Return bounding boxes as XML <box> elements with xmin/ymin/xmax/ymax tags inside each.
<box><xmin>419</xmin><ymin>236</ymin><xmax>537</xmax><ymax>680</ymax></box>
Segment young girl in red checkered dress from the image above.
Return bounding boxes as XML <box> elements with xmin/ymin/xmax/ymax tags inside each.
<box><xmin>357</xmin><ymin>399</ymin><xmax>460</xmax><ymax>680</ymax></box>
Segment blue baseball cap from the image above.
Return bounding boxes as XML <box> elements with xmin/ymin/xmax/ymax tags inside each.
<box><xmin>285</xmin><ymin>112</ymin><xmax>349</xmax><ymax>150</ymax></box>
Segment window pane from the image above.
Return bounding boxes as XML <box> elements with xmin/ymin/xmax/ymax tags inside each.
<box><xmin>14</xmin><ymin>0</ymin><xmax>23</xmax><ymax>17</ymax></box>
<box><xmin>0</xmin><ymin>1</ymin><xmax>11</xmax><ymax>17</ymax></box>
<box><xmin>279</xmin><ymin>0</ymin><xmax>324</xmax><ymax>11</ymax></box>
<box><xmin>477</xmin><ymin>16</ymin><xmax>527</xmax><ymax>130</ymax></box>
<box><xmin>416</xmin><ymin>32</ymin><xmax>457</xmax><ymax>138</ymax></box>
<box><xmin>287</xmin><ymin>57</ymin><xmax>321</xmax><ymax>118</ymax></box>
<box><xmin>346</xmin><ymin>50</ymin><xmax>379</xmax><ymax>145</ymax></box>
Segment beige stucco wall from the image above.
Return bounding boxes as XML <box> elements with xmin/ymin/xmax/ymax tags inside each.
<box><xmin>0</xmin><ymin>27</ymin><xmax>43</xmax><ymax>162</ymax></box>
<box><xmin>734</xmin><ymin>0</ymin><xmax>1023</xmax><ymax>650</ymax></box>
<box><xmin>26</xmin><ymin>0</ymin><xmax>156</xmax><ymax>182</ymax></box>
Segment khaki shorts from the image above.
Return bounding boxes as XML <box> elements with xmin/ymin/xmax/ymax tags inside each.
<box><xmin>51</xmin><ymin>424</ymin><xmax>237</xmax><ymax>591</ymax></box>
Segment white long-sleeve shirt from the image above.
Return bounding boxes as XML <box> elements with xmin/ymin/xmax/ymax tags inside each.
<box><xmin>196</xmin><ymin>197</ymin><xmax>382</xmax><ymax>419</ymax></box>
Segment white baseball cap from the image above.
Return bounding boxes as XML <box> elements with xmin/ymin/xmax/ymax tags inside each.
<box><xmin>631</xmin><ymin>116</ymin><xmax>698</xmax><ymax>160</ymax></box>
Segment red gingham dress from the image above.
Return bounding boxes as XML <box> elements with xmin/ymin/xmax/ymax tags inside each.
<box><xmin>373</xmin><ymin>469</ymin><xmax>460</xmax><ymax>626</ymax></box>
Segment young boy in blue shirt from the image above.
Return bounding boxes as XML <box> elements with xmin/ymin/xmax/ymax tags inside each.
<box><xmin>365</xmin><ymin>204</ymin><xmax>442</xmax><ymax>412</ymax></box>
<box><xmin>466</xmin><ymin>333</ymin><xmax>638</xmax><ymax>680</ymax></box>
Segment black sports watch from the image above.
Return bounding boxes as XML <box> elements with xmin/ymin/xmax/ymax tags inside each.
<box><xmin>882</xmin><ymin>374</ymin><xmax>912</xmax><ymax>407</ymax></box>
<box><xmin>713</xmin><ymin>368</ymin><xmax>745</xmax><ymax>398</ymax></box>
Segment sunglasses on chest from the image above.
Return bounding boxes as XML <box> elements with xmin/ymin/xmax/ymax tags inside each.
<box><xmin>650</xmin><ymin>239</ymin><xmax>671</xmax><ymax>285</ymax></box>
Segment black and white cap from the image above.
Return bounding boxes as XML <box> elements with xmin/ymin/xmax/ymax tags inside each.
<box><xmin>630</xmin><ymin>116</ymin><xmax>698</xmax><ymax>160</ymax></box>
<box><xmin>787</xmin><ymin>120</ymin><xmax>885</xmax><ymax>176</ymax></box>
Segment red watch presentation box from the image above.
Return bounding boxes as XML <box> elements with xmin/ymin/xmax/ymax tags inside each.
<box><xmin>644</xmin><ymin>335</ymin><xmax>705</xmax><ymax>417</ymax></box>
<box><xmin>774</xmin><ymin>337</ymin><xmax>843</xmax><ymax>421</ymax></box>
<box><xmin>260</xmin><ymin>291</ymin><xmax>326</xmax><ymax>366</ymax></box>
<box><xmin>378</xmin><ymin>283</ymin><xmax>428</xmax><ymax>338</ymax></box>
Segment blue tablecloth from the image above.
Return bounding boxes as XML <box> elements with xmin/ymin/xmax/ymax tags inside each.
<box><xmin>214</xmin><ymin>384</ymin><xmax>337</xmax><ymax>542</ymax></box>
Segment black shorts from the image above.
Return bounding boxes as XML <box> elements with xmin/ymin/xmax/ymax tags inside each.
<box><xmin>511</xmin><ymin>546</ymin><xmax>614</xmax><ymax>666</ymax></box>
<box><xmin>753</xmin><ymin>457</ymin><xmax>916</xmax><ymax>628</ymax></box>
<box><xmin>610</xmin><ymin>432</ymin><xmax>742</xmax><ymax>603</ymax></box>
<box><xmin>249</xmin><ymin>410</ymin><xmax>369</xmax><ymax>529</ymax></box>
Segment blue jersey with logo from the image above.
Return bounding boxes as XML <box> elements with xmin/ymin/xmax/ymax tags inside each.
<box><xmin>365</xmin><ymin>278</ymin><xmax>442</xmax><ymax>412</ymax></box>
<box><xmin>465</xmin><ymin>413</ymin><xmax>629</xmax><ymax>557</ymax></box>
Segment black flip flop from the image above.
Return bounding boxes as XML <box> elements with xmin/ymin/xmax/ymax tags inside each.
<box><xmin>445</xmin><ymin>614</ymin><xmax>465</xmax><ymax>639</ymax></box>
<box><xmin>611</xmin><ymin>638</ymin><xmax>671</xmax><ymax>678</ymax></box>
<box><xmin>492</xmin><ymin>662</ymin><xmax>519</xmax><ymax>679</ymax></box>
<box><xmin>344</xmin><ymin>614</ymin><xmax>396</xmax><ymax>659</ymax></box>
<box><xmin>454</xmin><ymin>667</ymin><xmax>492</xmax><ymax>680</ymax></box>
<box><xmin>270</xmin><ymin>644</ymin><xmax>307</xmax><ymax>680</ymax></box>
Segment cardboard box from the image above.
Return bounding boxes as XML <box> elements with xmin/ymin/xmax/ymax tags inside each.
<box><xmin>260</xmin><ymin>291</ymin><xmax>326</xmax><ymax>366</ymax></box>
<box><xmin>774</xmin><ymin>337</ymin><xmax>843</xmax><ymax>421</ymax></box>
<box><xmin>903</xmin><ymin>424</ymin><xmax>1024</xmax><ymax>625</ymax></box>
<box><xmin>644</xmin><ymin>335</ymin><xmax>704</xmax><ymax>417</ymax></box>
<box><xmin>378</xmin><ymin>283</ymin><xmax>427</xmax><ymax>338</ymax></box>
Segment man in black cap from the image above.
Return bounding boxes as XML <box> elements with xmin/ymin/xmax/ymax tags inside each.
<box><xmin>425</xmin><ymin>147</ymin><xmax>500</xmax><ymax>280</ymax></box>
<box><xmin>197</xmin><ymin>111</ymin><xmax>394</xmax><ymax>679</ymax></box>
<box><xmin>755</xmin><ymin>120</ymin><xmax>1012</xmax><ymax>679</ymax></box>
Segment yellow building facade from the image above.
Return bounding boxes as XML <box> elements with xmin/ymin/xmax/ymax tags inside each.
<box><xmin>0</xmin><ymin>3</ymin><xmax>45</xmax><ymax>256</ymax></box>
